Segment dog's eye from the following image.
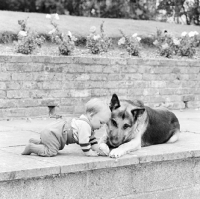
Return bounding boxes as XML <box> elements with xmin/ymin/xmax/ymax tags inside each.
<box><xmin>123</xmin><ymin>124</ymin><xmax>130</xmax><ymax>130</ymax></box>
<box><xmin>111</xmin><ymin>119</ymin><xmax>117</xmax><ymax>127</ymax></box>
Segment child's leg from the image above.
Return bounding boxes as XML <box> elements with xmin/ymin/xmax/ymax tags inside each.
<box><xmin>21</xmin><ymin>143</ymin><xmax>58</xmax><ymax>157</ymax></box>
<box><xmin>29</xmin><ymin>138</ymin><xmax>41</xmax><ymax>144</ymax></box>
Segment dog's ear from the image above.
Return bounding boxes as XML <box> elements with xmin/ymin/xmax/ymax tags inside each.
<box><xmin>110</xmin><ymin>94</ymin><xmax>120</xmax><ymax>111</ymax></box>
<box><xmin>131</xmin><ymin>108</ymin><xmax>145</xmax><ymax>121</ymax></box>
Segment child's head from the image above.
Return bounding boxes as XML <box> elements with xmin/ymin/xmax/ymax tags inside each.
<box><xmin>85</xmin><ymin>98</ymin><xmax>111</xmax><ymax>130</ymax></box>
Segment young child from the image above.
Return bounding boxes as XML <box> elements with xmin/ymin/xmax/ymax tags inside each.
<box><xmin>22</xmin><ymin>98</ymin><xmax>111</xmax><ymax>157</ymax></box>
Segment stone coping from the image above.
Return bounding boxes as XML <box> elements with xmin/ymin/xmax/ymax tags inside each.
<box><xmin>0</xmin><ymin>55</ymin><xmax>199</xmax><ymax>66</ymax></box>
<box><xmin>0</xmin><ymin>109</ymin><xmax>200</xmax><ymax>182</ymax></box>
<box><xmin>0</xmin><ymin>133</ymin><xmax>200</xmax><ymax>182</ymax></box>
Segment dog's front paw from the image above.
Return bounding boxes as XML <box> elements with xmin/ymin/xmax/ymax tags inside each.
<box><xmin>109</xmin><ymin>148</ymin><xmax>125</xmax><ymax>158</ymax></box>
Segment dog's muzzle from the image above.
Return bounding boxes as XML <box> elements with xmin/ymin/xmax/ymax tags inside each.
<box><xmin>107</xmin><ymin>137</ymin><xmax>120</xmax><ymax>148</ymax></box>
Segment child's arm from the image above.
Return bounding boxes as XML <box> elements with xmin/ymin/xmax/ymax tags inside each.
<box><xmin>78</xmin><ymin>122</ymin><xmax>99</xmax><ymax>157</ymax></box>
<box><xmin>98</xmin><ymin>125</ymin><xmax>110</xmax><ymax>156</ymax></box>
<box><xmin>98</xmin><ymin>124</ymin><xmax>109</xmax><ymax>144</ymax></box>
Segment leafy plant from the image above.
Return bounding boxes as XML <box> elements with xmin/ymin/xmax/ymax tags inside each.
<box><xmin>118</xmin><ymin>30</ymin><xmax>141</xmax><ymax>56</ymax></box>
<box><xmin>46</xmin><ymin>13</ymin><xmax>76</xmax><ymax>55</ymax></box>
<box><xmin>15</xmin><ymin>17</ymin><xmax>45</xmax><ymax>54</ymax></box>
<box><xmin>86</xmin><ymin>21</ymin><xmax>112</xmax><ymax>54</ymax></box>
<box><xmin>153</xmin><ymin>29</ymin><xmax>174</xmax><ymax>58</ymax></box>
<box><xmin>177</xmin><ymin>31</ymin><xmax>198</xmax><ymax>58</ymax></box>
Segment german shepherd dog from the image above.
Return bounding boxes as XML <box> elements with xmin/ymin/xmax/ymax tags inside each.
<box><xmin>99</xmin><ymin>94</ymin><xmax>180</xmax><ymax>158</ymax></box>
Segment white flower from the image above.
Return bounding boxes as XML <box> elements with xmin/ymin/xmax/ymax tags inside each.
<box><xmin>162</xmin><ymin>43</ymin><xmax>169</xmax><ymax>49</ymax></box>
<box><xmin>132</xmin><ymin>33</ymin><xmax>138</xmax><ymax>37</ymax></box>
<box><xmin>136</xmin><ymin>37</ymin><xmax>141</xmax><ymax>42</ymax></box>
<box><xmin>91</xmin><ymin>9</ymin><xmax>96</xmax><ymax>15</ymax></box>
<box><xmin>48</xmin><ymin>29</ymin><xmax>56</xmax><ymax>34</ymax></box>
<box><xmin>193</xmin><ymin>31</ymin><xmax>199</xmax><ymax>36</ymax></box>
<box><xmin>54</xmin><ymin>13</ymin><xmax>59</xmax><ymax>20</ymax></box>
<box><xmin>189</xmin><ymin>31</ymin><xmax>195</xmax><ymax>37</ymax></box>
<box><xmin>181</xmin><ymin>31</ymin><xmax>187</xmax><ymax>37</ymax></box>
<box><xmin>153</xmin><ymin>40</ymin><xmax>159</xmax><ymax>46</ymax></box>
<box><xmin>46</xmin><ymin>14</ymin><xmax>51</xmax><ymax>19</ymax></box>
<box><xmin>68</xmin><ymin>31</ymin><xmax>72</xmax><ymax>38</ymax></box>
<box><xmin>18</xmin><ymin>31</ymin><xmax>27</xmax><ymax>37</ymax></box>
<box><xmin>118</xmin><ymin>37</ymin><xmax>125</xmax><ymax>45</ymax></box>
<box><xmin>93</xmin><ymin>34</ymin><xmax>100</xmax><ymax>40</ymax></box>
<box><xmin>90</xmin><ymin>26</ymin><xmax>96</xmax><ymax>34</ymax></box>
<box><xmin>173</xmin><ymin>38</ymin><xmax>180</xmax><ymax>45</ymax></box>
<box><xmin>71</xmin><ymin>35</ymin><xmax>77</xmax><ymax>41</ymax></box>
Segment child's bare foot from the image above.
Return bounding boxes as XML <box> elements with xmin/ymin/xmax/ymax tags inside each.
<box><xmin>21</xmin><ymin>143</ymin><xmax>33</xmax><ymax>155</ymax></box>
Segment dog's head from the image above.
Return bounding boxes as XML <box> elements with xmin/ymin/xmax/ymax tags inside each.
<box><xmin>106</xmin><ymin>94</ymin><xmax>145</xmax><ymax>148</ymax></box>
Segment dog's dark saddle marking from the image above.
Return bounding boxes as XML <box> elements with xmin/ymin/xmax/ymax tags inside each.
<box><xmin>142</xmin><ymin>107</ymin><xmax>180</xmax><ymax>146</ymax></box>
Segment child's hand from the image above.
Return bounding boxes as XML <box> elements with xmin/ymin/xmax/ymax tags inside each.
<box><xmin>98</xmin><ymin>143</ymin><xmax>110</xmax><ymax>156</ymax></box>
<box><xmin>85</xmin><ymin>150</ymin><xmax>98</xmax><ymax>157</ymax></box>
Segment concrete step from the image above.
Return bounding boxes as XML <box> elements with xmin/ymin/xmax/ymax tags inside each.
<box><xmin>0</xmin><ymin>109</ymin><xmax>200</xmax><ymax>199</ymax></box>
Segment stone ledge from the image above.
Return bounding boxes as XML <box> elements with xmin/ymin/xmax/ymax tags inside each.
<box><xmin>0</xmin><ymin>132</ymin><xmax>199</xmax><ymax>182</ymax></box>
<box><xmin>0</xmin><ymin>55</ymin><xmax>200</xmax><ymax>66</ymax></box>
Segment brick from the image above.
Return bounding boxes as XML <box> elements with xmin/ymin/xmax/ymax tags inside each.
<box><xmin>6</xmin><ymin>82</ymin><xmax>21</xmax><ymax>90</ymax></box>
<box><xmin>43</xmin><ymin>81</ymin><xmax>62</xmax><ymax>89</ymax></box>
<box><xmin>7</xmin><ymin>90</ymin><xmax>30</xmax><ymax>99</ymax></box>
<box><xmin>18</xmin><ymin>99</ymin><xmax>40</xmax><ymax>107</ymax></box>
<box><xmin>65</xmin><ymin>64</ymin><xmax>85</xmax><ymax>73</ymax></box>
<box><xmin>102</xmin><ymin>65</ymin><xmax>119</xmax><ymax>73</ymax></box>
<box><xmin>0</xmin><ymin>99</ymin><xmax>18</xmax><ymax>108</ymax></box>
<box><xmin>12</xmin><ymin>73</ymin><xmax>33</xmax><ymax>81</ymax></box>
<box><xmin>90</xmin><ymin>74</ymin><xmax>107</xmax><ymax>81</ymax></box>
<box><xmin>182</xmin><ymin>95</ymin><xmax>195</xmax><ymax>102</ymax></box>
<box><xmin>27</xmin><ymin>63</ymin><xmax>45</xmax><ymax>72</ymax></box>
<box><xmin>0</xmin><ymin>73</ymin><xmax>11</xmax><ymax>81</ymax></box>
<box><xmin>48</xmin><ymin>90</ymin><xmax>71</xmax><ymax>98</ymax></box>
<box><xmin>0</xmin><ymin>82</ymin><xmax>6</xmax><ymax>89</ymax></box>
<box><xmin>75</xmin><ymin>74</ymin><xmax>90</xmax><ymax>81</ymax></box>
<box><xmin>0</xmin><ymin>91</ymin><xmax>6</xmax><ymax>99</ymax></box>
<box><xmin>70</xmin><ymin>89</ymin><xmax>91</xmax><ymax>97</ymax></box>
<box><xmin>21</xmin><ymin>82</ymin><xmax>43</xmax><ymax>90</ymax></box>
<box><xmin>26</xmin><ymin>107</ymin><xmax>49</xmax><ymax>117</ymax></box>
<box><xmin>85</xmin><ymin>64</ymin><xmax>103</xmax><ymax>73</ymax></box>
<box><xmin>29</xmin><ymin>90</ymin><xmax>49</xmax><ymax>98</ymax></box>
<box><xmin>39</xmin><ymin>99</ymin><xmax>60</xmax><ymax>106</ymax></box>
<box><xmin>124</xmin><ymin>73</ymin><xmax>142</xmax><ymax>80</ymax></box>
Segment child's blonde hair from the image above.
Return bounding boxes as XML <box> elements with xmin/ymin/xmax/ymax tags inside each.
<box><xmin>85</xmin><ymin>98</ymin><xmax>109</xmax><ymax>114</ymax></box>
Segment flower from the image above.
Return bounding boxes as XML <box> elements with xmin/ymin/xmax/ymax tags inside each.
<box><xmin>68</xmin><ymin>31</ymin><xmax>72</xmax><ymax>38</ymax></box>
<box><xmin>161</xmin><ymin>43</ymin><xmax>169</xmax><ymax>49</ymax></box>
<box><xmin>91</xmin><ymin>9</ymin><xmax>96</xmax><ymax>15</ymax></box>
<box><xmin>193</xmin><ymin>31</ymin><xmax>199</xmax><ymax>35</ymax></box>
<box><xmin>48</xmin><ymin>29</ymin><xmax>56</xmax><ymax>34</ymax></box>
<box><xmin>46</xmin><ymin>14</ymin><xmax>51</xmax><ymax>19</ymax></box>
<box><xmin>54</xmin><ymin>13</ymin><xmax>59</xmax><ymax>20</ymax></box>
<box><xmin>132</xmin><ymin>33</ymin><xmax>138</xmax><ymax>37</ymax></box>
<box><xmin>18</xmin><ymin>30</ymin><xmax>27</xmax><ymax>37</ymax></box>
<box><xmin>93</xmin><ymin>34</ymin><xmax>101</xmax><ymax>40</ymax></box>
<box><xmin>181</xmin><ymin>31</ymin><xmax>187</xmax><ymax>37</ymax></box>
<box><xmin>173</xmin><ymin>38</ymin><xmax>180</xmax><ymax>45</ymax></box>
<box><xmin>136</xmin><ymin>37</ymin><xmax>141</xmax><ymax>42</ymax></box>
<box><xmin>118</xmin><ymin>37</ymin><xmax>125</xmax><ymax>45</ymax></box>
<box><xmin>90</xmin><ymin>26</ymin><xmax>97</xmax><ymax>34</ymax></box>
<box><xmin>153</xmin><ymin>40</ymin><xmax>159</xmax><ymax>46</ymax></box>
<box><xmin>188</xmin><ymin>31</ymin><xmax>195</xmax><ymax>37</ymax></box>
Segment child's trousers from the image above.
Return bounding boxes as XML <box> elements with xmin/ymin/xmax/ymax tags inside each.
<box><xmin>30</xmin><ymin>120</ymin><xmax>68</xmax><ymax>157</ymax></box>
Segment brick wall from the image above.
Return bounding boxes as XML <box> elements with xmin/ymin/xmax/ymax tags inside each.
<box><xmin>0</xmin><ymin>55</ymin><xmax>199</xmax><ymax>118</ymax></box>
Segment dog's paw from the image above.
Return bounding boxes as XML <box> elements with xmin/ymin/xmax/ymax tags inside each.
<box><xmin>109</xmin><ymin>148</ymin><xmax>125</xmax><ymax>158</ymax></box>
